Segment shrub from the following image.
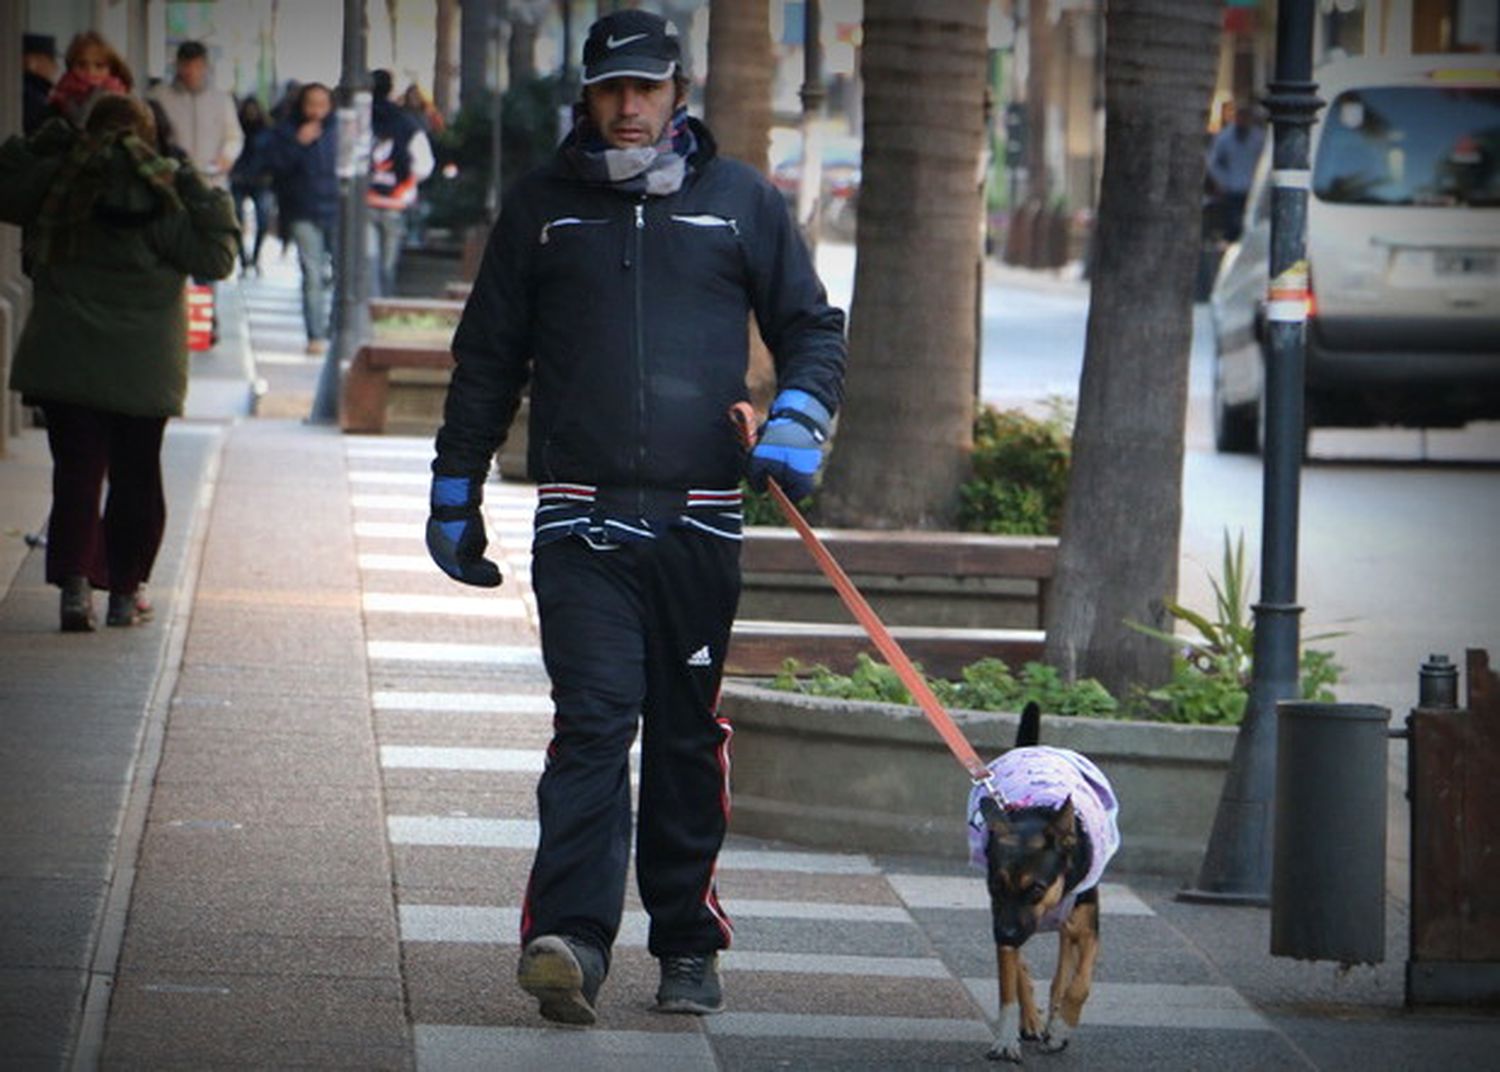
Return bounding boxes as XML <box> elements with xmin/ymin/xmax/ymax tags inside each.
<box><xmin>958</xmin><ymin>401</ymin><xmax>1072</xmax><ymax>535</ymax></box>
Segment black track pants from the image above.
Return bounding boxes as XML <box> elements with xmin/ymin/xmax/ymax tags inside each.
<box><xmin>521</xmin><ymin>530</ymin><xmax>741</xmax><ymax>965</ymax></box>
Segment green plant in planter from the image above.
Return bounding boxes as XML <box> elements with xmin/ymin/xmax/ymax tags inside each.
<box><xmin>958</xmin><ymin>400</ymin><xmax>1073</xmax><ymax>535</ymax></box>
<box><xmin>1125</xmin><ymin>530</ymin><xmax>1345</xmax><ymax>724</ymax></box>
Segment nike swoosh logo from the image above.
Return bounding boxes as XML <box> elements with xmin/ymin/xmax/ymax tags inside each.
<box><xmin>607</xmin><ymin>32</ymin><xmax>648</xmax><ymax>49</ymax></box>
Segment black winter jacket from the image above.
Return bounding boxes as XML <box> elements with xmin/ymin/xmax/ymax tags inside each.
<box><xmin>434</xmin><ymin>120</ymin><xmax>847</xmax><ymax>498</ymax></box>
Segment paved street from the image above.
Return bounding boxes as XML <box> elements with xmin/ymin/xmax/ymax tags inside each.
<box><xmin>2</xmin><ymin>249</ymin><xmax>1498</xmax><ymax>1068</ymax></box>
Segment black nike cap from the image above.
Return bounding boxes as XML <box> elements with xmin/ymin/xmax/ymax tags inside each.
<box><xmin>581</xmin><ymin>10</ymin><xmax>680</xmax><ymax>86</ymax></box>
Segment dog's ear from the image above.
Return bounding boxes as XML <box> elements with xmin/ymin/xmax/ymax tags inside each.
<box><xmin>1049</xmin><ymin>795</ymin><xmax>1078</xmax><ymax>849</ymax></box>
<box><xmin>979</xmin><ymin>794</ymin><xmax>1008</xmax><ymax>829</ymax></box>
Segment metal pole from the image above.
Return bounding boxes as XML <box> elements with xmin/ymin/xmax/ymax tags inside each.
<box><xmin>796</xmin><ymin>0</ymin><xmax>825</xmax><ymax>252</ymax></box>
<box><xmin>488</xmin><ymin>3</ymin><xmax>510</xmax><ymax>222</ymax></box>
<box><xmin>310</xmin><ymin>0</ymin><xmax>372</xmax><ymax>424</ymax></box>
<box><xmin>1181</xmin><ymin>0</ymin><xmax>1322</xmax><ymax>905</ymax></box>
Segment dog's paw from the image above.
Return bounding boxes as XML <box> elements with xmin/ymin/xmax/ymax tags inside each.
<box><xmin>986</xmin><ymin>1038</ymin><xmax>1025</xmax><ymax>1064</ymax></box>
<box><xmin>1040</xmin><ymin>1018</ymin><xmax>1071</xmax><ymax>1054</ymax></box>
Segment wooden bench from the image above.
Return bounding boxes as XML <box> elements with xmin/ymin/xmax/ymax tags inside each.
<box><xmin>341</xmin><ymin>340</ymin><xmax>453</xmax><ymax>434</ymax></box>
<box><xmin>445</xmin><ymin>281</ymin><xmax>472</xmax><ymax>301</ymax></box>
<box><xmin>728</xmin><ymin>527</ymin><xmax>1058</xmax><ymax>678</ymax></box>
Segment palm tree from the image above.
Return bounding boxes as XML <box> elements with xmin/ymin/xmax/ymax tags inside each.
<box><xmin>704</xmin><ymin>0</ymin><xmax>772</xmax><ymax>174</ymax></box>
<box><xmin>1041</xmin><ymin>0</ymin><xmax>1220</xmax><ymax>695</ymax></box>
<box><xmin>816</xmin><ymin>0</ymin><xmax>990</xmax><ymax>528</ymax></box>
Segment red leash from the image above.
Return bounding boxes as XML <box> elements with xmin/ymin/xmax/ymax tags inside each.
<box><xmin>729</xmin><ymin>402</ymin><xmax>1003</xmax><ymax>802</ymax></box>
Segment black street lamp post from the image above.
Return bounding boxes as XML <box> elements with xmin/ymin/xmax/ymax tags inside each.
<box><xmin>1183</xmin><ymin>0</ymin><xmax>1323</xmax><ymax>905</ymax></box>
<box><xmin>310</xmin><ymin>0</ymin><xmax>372</xmax><ymax>424</ymax></box>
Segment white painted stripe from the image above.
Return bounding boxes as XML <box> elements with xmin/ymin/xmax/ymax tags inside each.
<box><xmin>389</xmin><ymin>816</ymin><xmax>537</xmax><ymax>848</ymax></box>
<box><xmin>352</xmin><ymin>493</ymin><xmax>428</xmax><ymax>510</ymax></box>
<box><xmin>1271</xmin><ymin>168</ymin><xmax>1311</xmax><ymax>189</ymax></box>
<box><xmin>381</xmin><ymin>746</ymin><xmax>547</xmax><ymax>772</ymax></box>
<box><xmin>386</xmin><ymin>818</ymin><xmax>873</xmax><ymax>876</ymax></box>
<box><xmin>960</xmin><ymin>978</ymin><xmax>1270</xmax><ymax>1031</ymax></box>
<box><xmin>366</xmin><ymin>640</ymin><xmax>543</xmax><ymax>666</ymax></box>
<box><xmin>1266</xmin><ymin>299</ymin><xmax>1308</xmax><ymax>322</ymax></box>
<box><xmin>362</xmin><ymin>592</ymin><xmax>528</xmax><ymax>617</ymax></box>
<box><xmin>886</xmin><ymin>875</ymin><xmax>1154</xmax><ymax>916</ymax></box>
<box><xmin>414</xmin><ymin>1024</ymin><xmax>716</xmax><ymax>1072</ymax></box>
<box><xmin>372</xmin><ymin>691</ymin><xmax>552</xmax><ymax>714</ymax></box>
<box><xmin>252</xmin><ymin>350</ymin><xmax>319</xmax><ymax>366</ymax></box>
<box><xmin>722</xmin><ymin>950</ymin><xmax>950</xmax><ymax>979</ymax></box>
<box><xmin>401</xmin><ymin>902</ymin><xmax>913</xmax><ymax>945</ymax></box>
<box><xmin>355</xmin><ymin>520</ymin><xmax>424</xmax><ymax>539</ymax></box>
<box><xmin>358</xmin><ymin>553</ymin><xmax>439</xmax><ymax>572</ymax></box>
<box><xmin>345</xmin><ymin>444</ymin><xmax>435</xmax><ymax>459</ymax></box>
<box><xmin>706</xmin><ymin>1013</ymin><xmax>992</xmax><ymax>1043</ymax></box>
<box><xmin>349</xmin><ymin>470</ymin><xmax>432</xmax><ymax>486</ymax></box>
<box><xmin>717</xmin><ymin>848</ymin><xmax>877</xmax><ymax>874</ymax></box>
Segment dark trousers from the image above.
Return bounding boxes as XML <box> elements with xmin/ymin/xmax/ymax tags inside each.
<box><xmin>522</xmin><ymin>530</ymin><xmax>741</xmax><ymax>967</ymax></box>
<box><xmin>41</xmin><ymin>402</ymin><xmax>167</xmax><ymax>593</ymax></box>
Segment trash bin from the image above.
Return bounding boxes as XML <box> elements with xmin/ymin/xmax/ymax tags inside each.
<box><xmin>1271</xmin><ymin>701</ymin><xmax>1389</xmax><ymax>964</ymax></box>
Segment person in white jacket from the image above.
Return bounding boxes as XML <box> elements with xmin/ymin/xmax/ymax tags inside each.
<box><xmin>148</xmin><ymin>40</ymin><xmax>241</xmax><ymax>190</ymax></box>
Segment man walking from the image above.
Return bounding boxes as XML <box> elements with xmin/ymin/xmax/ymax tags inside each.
<box><xmin>425</xmin><ymin>9</ymin><xmax>846</xmax><ymax>1027</ymax></box>
<box><xmin>149</xmin><ymin>41</ymin><xmax>241</xmax><ymax>189</ymax></box>
<box><xmin>366</xmin><ymin>68</ymin><xmax>434</xmax><ymax>297</ymax></box>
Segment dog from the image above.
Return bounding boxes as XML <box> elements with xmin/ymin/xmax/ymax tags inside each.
<box><xmin>968</xmin><ymin>702</ymin><xmax>1120</xmax><ymax>1063</ymax></box>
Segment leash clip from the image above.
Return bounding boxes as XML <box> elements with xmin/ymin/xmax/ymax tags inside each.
<box><xmin>972</xmin><ymin>768</ymin><xmax>1007</xmax><ymax>808</ymax></box>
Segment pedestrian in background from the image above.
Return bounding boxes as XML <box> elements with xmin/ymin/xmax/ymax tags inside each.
<box><xmin>46</xmin><ymin>31</ymin><xmax>132</xmax><ymax>128</ymax></box>
<box><xmin>148</xmin><ymin>40</ymin><xmax>242</xmax><ymax>190</ymax></box>
<box><xmin>366</xmin><ymin>68</ymin><xmax>434</xmax><ymax>297</ymax></box>
<box><xmin>0</xmin><ymin>94</ymin><xmax>238</xmax><ymax>631</ymax></box>
<box><xmin>264</xmin><ymin>82</ymin><xmax>338</xmax><ymax>354</ymax></box>
<box><xmin>1205</xmin><ymin>100</ymin><xmax>1265</xmax><ymax>243</ymax></box>
<box><xmin>425</xmin><ymin>10</ymin><xmax>846</xmax><ymax>1026</ymax></box>
<box><xmin>230</xmin><ymin>96</ymin><xmax>275</xmax><ymax>274</ymax></box>
<box><xmin>22</xmin><ymin>33</ymin><xmax>58</xmax><ymax>136</ymax></box>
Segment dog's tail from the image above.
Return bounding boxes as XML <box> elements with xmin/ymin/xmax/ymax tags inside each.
<box><xmin>1015</xmin><ymin>700</ymin><xmax>1040</xmax><ymax>748</ymax></box>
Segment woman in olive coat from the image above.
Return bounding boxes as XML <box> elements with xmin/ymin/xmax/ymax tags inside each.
<box><xmin>1</xmin><ymin>94</ymin><xmax>238</xmax><ymax>630</ymax></box>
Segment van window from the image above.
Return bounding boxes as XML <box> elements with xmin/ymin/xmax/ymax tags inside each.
<box><xmin>1312</xmin><ymin>86</ymin><xmax>1500</xmax><ymax>207</ymax></box>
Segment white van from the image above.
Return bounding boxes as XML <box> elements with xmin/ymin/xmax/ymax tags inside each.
<box><xmin>1209</xmin><ymin>55</ymin><xmax>1500</xmax><ymax>453</ymax></box>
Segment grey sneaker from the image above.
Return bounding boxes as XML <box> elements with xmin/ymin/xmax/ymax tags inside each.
<box><xmin>517</xmin><ymin>934</ymin><xmax>605</xmax><ymax>1026</ymax></box>
<box><xmin>654</xmin><ymin>953</ymin><xmax>724</xmax><ymax>1014</ymax></box>
<box><xmin>59</xmin><ymin>576</ymin><xmax>95</xmax><ymax>633</ymax></box>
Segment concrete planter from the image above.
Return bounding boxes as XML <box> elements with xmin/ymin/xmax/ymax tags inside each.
<box><xmin>721</xmin><ymin>682</ymin><xmax>1236</xmax><ymax>878</ymax></box>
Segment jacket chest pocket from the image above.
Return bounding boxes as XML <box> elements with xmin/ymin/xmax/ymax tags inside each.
<box><xmin>535</xmin><ymin>216</ymin><xmax>616</xmax><ymax>290</ymax></box>
<box><xmin>666</xmin><ymin>213</ymin><xmax>745</xmax><ymax>288</ymax></box>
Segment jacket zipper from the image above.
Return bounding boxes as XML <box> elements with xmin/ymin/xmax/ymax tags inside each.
<box><xmin>633</xmin><ymin>199</ymin><xmax>647</xmax><ymax>512</ymax></box>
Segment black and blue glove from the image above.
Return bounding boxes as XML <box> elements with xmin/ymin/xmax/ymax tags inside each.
<box><xmin>426</xmin><ymin>474</ymin><xmax>502</xmax><ymax>587</ymax></box>
<box><xmin>747</xmin><ymin>389</ymin><xmax>832</xmax><ymax>502</ymax></box>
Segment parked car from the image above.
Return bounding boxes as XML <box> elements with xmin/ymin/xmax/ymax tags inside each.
<box><xmin>1209</xmin><ymin>55</ymin><xmax>1500</xmax><ymax>453</ymax></box>
<box><xmin>770</xmin><ymin>134</ymin><xmax>862</xmax><ymax>241</ymax></box>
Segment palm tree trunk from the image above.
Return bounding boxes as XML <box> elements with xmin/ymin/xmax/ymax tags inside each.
<box><xmin>434</xmin><ymin>0</ymin><xmax>458</xmax><ymax>117</ymax></box>
<box><xmin>704</xmin><ymin>0</ymin><xmax>772</xmax><ymax>173</ymax></box>
<box><xmin>816</xmin><ymin>0</ymin><xmax>989</xmax><ymax>529</ymax></box>
<box><xmin>1042</xmin><ymin>0</ymin><xmax>1220</xmax><ymax>695</ymax></box>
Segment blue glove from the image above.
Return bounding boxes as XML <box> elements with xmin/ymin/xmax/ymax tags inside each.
<box><xmin>426</xmin><ymin>475</ymin><xmax>502</xmax><ymax>587</ymax></box>
<box><xmin>747</xmin><ymin>389</ymin><xmax>832</xmax><ymax>501</ymax></box>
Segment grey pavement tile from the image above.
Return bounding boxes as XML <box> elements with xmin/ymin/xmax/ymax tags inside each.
<box><xmin>365</xmin><ymin>615</ymin><xmax>529</xmax><ymax>647</ymax></box>
<box><xmin>145</xmin><ymin>781</ymin><xmax>385</xmax><ymax>830</ymax></box>
<box><xmin>403</xmin><ymin>942</ymin><xmax>699</xmax><ymax>1033</ymax></box>
<box><xmin>103</xmin><ymin>969</ymin><xmax>409</xmax><ymax>1069</ymax></box>
<box><xmin>165</xmin><ymin>695</ymin><xmax>374</xmax><ymax>737</ymax></box>
<box><xmin>173</xmin><ymin>661</ymin><xmax>371</xmax><ymax>701</ymax></box>
<box><xmin>1276</xmin><ymin>1010</ymin><xmax>1500</xmax><ymax>1072</ymax></box>
<box><xmin>125</xmin><ymin>874</ymin><xmax>398</xmax><ymax>944</ymax></box>
<box><xmin>153</xmin><ymin>726</ymin><xmax>380</xmax><ymax>789</ymax></box>
<box><xmin>392</xmin><ymin>845</ymin><xmax>531</xmax><ymax>904</ymax></box>
<box><xmin>373</xmin><ymin>712</ymin><xmax>554</xmax><ymax>748</ymax></box>
<box><xmin>710</xmin><ymin>1036</ymin><xmax>995</xmax><ymax>1071</ymax></box>
<box><xmin>117</xmin><ymin>926</ymin><xmax>398</xmax><ymax>982</ymax></box>
<box><xmin>728</xmin><ymin>971</ymin><xmax>980</xmax><ymax>1019</ymax></box>
<box><xmin>380</xmin><ymin>783</ymin><xmax>538</xmax><ymax>821</ymax></box>
<box><xmin>136</xmin><ymin>815</ymin><xmax>389</xmax><ymax>888</ymax></box>
<box><xmin>0</xmin><ymin>835</ymin><xmax>115</xmax><ymax>882</ymax></box>
<box><xmin>0</xmin><ymin>877</ymin><xmax>104</xmax><ymax>970</ymax></box>
<box><xmin>0</xmin><ymin>779</ymin><xmax>128</xmax><ymax>842</ymax></box>
<box><xmin>729</xmin><ymin>917</ymin><xmax>934</xmax><ymax>959</ymax></box>
<box><xmin>0</xmin><ymin>967</ymin><xmax>84</xmax><ymax>1063</ymax></box>
<box><xmin>183</xmin><ymin>607</ymin><xmax>364</xmax><ymax>670</ymax></box>
<box><xmin>717</xmin><ymin>871</ymin><xmax>903</xmax><ymax>907</ymax></box>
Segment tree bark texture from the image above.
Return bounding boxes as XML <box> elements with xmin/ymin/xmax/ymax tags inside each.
<box><xmin>434</xmin><ymin>0</ymin><xmax>458</xmax><ymax>117</ymax></box>
<box><xmin>459</xmin><ymin>0</ymin><xmax>496</xmax><ymax>112</ymax></box>
<box><xmin>508</xmin><ymin>0</ymin><xmax>541</xmax><ymax>84</ymax></box>
<box><xmin>1042</xmin><ymin>0</ymin><xmax>1219</xmax><ymax>695</ymax></box>
<box><xmin>703</xmin><ymin>0</ymin><xmax>776</xmax><ymax>411</ymax></box>
<box><xmin>816</xmin><ymin>0</ymin><xmax>988</xmax><ymax>530</ymax></box>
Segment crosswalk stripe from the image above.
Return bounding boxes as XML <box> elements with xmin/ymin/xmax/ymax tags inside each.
<box><xmin>887</xmin><ymin>874</ymin><xmax>1155</xmax><ymax>917</ymax></box>
<box><xmin>362</xmin><ymin>592</ymin><xmax>528</xmax><ymax>617</ymax></box>
<box><xmin>414</xmin><ymin>1025</ymin><xmax>715</xmax><ymax>1072</ymax></box>
<box><xmin>381</xmin><ymin>747</ymin><xmax>549</xmax><ymax>772</ymax></box>
<box><xmin>367</xmin><ymin>640</ymin><xmax>544</xmax><ymax>666</ymax></box>
<box><xmin>705</xmin><ymin>1013</ymin><xmax>992</xmax><ymax>1043</ymax></box>
<box><xmin>372</xmin><ymin>691</ymin><xmax>552</xmax><ymax>714</ymax></box>
<box><xmin>959</xmin><ymin>978</ymin><xmax>1271</xmax><ymax>1031</ymax></box>
<box><xmin>358</xmin><ymin>553</ymin><xmax>440</xmax><ymax>572</ymax></box>
<box><xmin>400</xmin><ymin>902</ymin><xmax>915</xmax><ymax>945</ymax></box>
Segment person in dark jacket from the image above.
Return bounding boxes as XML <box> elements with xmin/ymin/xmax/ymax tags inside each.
<box><xmin>22</xmin><ymin>33</ymin><xmax>58</xmax><ymax>136</ymax></box>
<box><xmin>0</xmin><ymin>95</ymin><xmax>238</xmax><ymax>631</ymax></box>
<box><xmin>230</xmin><ymin>96</ymin><xmax>275</xmax><ymax>273</ymax></box>
<box><xmin>263</xmin><ymin>82</ymin><xmax>337</xmax><ymax>352</ymax></box>
<box><xmin>425</xmin><ymin>9</ymin><xmax>846</xmax><ymax>1027</ymax></box>
<box><xmin>366</xmin><ymin>69</ymin><xmax>433</xmax><ymax>296</ymax></box>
